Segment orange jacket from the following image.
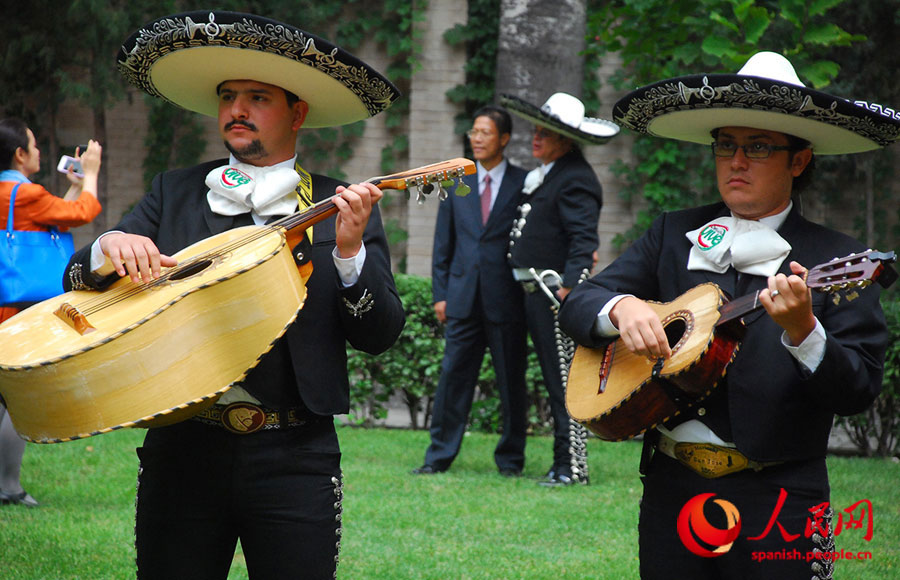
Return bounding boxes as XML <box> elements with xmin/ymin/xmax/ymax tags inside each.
<box><xmin>1</xmin><ymin>181</ymin><xmax>101</xmax><ymax>232</ymax></box>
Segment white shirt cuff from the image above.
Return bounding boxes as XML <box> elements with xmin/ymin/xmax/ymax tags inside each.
<box><xmin>781</xmin><ymin>318</ymin><xmax>826</xmax><ymax>373</ymax></box>
<box><xmin>593</xmin><ymin>294</ymin><xmax>634</xmax><ymax>337</ymax></box>
<box><xmin>90</xmin><ymin>231</ymin><xmax>124</xmax><ymax>275</ymax></box>
<box><xmin>332</xmin><ymin>242</ymin><xmax>366</xmax><ymax>287</ymax></box>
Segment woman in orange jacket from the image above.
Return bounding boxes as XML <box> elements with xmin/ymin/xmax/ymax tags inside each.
<box><xmin>0</xmin><ymin>117</ymin><xmax>102</xmax><ymax>506</ymax></box>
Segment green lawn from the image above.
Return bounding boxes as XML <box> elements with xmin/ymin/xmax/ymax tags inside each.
<box><xmin>0</xmin><ymin>427</ymin><xmax>897</xmax><ymax>579</ymax></box>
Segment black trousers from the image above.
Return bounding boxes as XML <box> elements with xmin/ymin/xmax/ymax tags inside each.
<box><xmin>639</xmin><ymin>451</ymin><xmax>834</xmax><ymax>579</ymax></box>
<box><xmin>522</xmin><ymin>290</ymin><xmax>573</xmax><ymax>470</ymax></box>
<box><xmin>135</xmin><ymin>419</ymin><xmax>342</xmax><ymax>580</ymax></box>
<box><xmin>425</xmin><ymin>293</ymin><xmax>528</xmax><ymax>471</ymax></box>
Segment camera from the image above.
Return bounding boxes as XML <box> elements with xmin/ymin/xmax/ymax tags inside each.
<box><xmin>57</xmin><ymin>155</ymin><xmax>84</xmax><ymax>178</ymax></box>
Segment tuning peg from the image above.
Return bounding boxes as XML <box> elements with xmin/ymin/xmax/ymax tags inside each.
<box><xmin>422</xmin><ymin>183</ymin><xmax>434</xmax><ymax>195</ymax></box>
<box><xmin>832</xmin><ymin>294</ymin><xmax>842</xmax><ymax>306</ymax></box>
<box><xmin>456</xmin><ymin>180</ymin><xmax>471</xmax><ymax>196</ymax></box>
<box><xmin>846</xmin><ymin>290</ymin><xmax>859</xmax><ymax>302</ymax></box>
<box><xmin>438</xmin><ymin>185</ymin><xmax>449</xmax><ymax>201</ymax></box>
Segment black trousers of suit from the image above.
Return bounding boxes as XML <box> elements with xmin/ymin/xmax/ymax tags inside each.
<box><xmin>639</xmin><ymin>451</ymin><xmax>833</xmax><ymax>579</ymax></box>
<box><xmin>522</xmin><ymin>290</ymin><xmax>573</xmax><ymax>471</ymax></box>
<box><xmin>425</xmin><ymin>293</ymin><xmax>528</xmax><ymax>471</ymax></box>
<box><xmin>135</xmin><ymin>419</ymin><xmax>342</xmax><ymax>580</ymax></box>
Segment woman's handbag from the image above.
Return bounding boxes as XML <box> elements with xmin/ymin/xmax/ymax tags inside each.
<box><xmin>0</xmin><ymin>183</ymin><xmax>75</xmax><ymax>307</ymax></box>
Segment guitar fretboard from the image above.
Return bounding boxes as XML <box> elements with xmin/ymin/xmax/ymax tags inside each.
<box><xmin>716</xmin><ymin>290</ymin><xmax>764</xmax><ymax>327</ymax></box>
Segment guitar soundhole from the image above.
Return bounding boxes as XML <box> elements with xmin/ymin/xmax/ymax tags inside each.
<box><xmin>664</xmin><ymin>317</ymin><xmax>689</xmax><ymax>350</ymax></box>
<box><xmin>168</xmin><ymin>259</ymin><xmax>214</xmax><ymax>281</ymax></box>
<box><xmin>660</xmin><ymin>309</ymin><xmax>694</xmax><ymax>354</ymax></box>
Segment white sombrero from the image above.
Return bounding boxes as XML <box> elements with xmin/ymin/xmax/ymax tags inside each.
<box><xmin>501</xmin><ymin>92</ymin><xmax>620</xmax><ymax>145</ymax></box>
<box><xmin>613</xmin><ymin>51</ymin><xmax>900</xmax><ymax>155</ymax></box>
<box><xmin>117</xmin><ymin>11</ymin><xmax>400</xmax><ymax>128</ymax></box>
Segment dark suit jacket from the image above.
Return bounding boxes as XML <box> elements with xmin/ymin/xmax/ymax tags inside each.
<box><xmin>64</xmin><ymin>158</ymin><xmax>405</xmax><ymax>416</ymax></box>
<box><xmin>432</xmin><ymin>162</ymin><xmax>527</xmax><ymax>323</ymax></box>
<box><xmin>559</xmin><ymin>202</ymin><xmax>888</xmax><ymax>462</ymax></box>
<box><xmin>508</xmin><ymin>148</ymin><xmax>602</xmax><ymax>288</ymax></box>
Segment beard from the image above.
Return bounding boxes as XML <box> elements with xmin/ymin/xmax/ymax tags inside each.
<box><xmin>224</xmin><ymin>138</ymin><xmax>268</xmax><ymax>163</ymax></box>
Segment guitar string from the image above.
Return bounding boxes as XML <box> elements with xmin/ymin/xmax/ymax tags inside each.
<box><xmin>74</xmin><ymin>185</ymin><xmax>378</xmax><ymax>315</ymax></box>
<box><xmin>79</xmin><ymin>205</ymin><xmax>333</xmax><ymax>315</ymax></box>
<box><xmin>67</xmin><ymin>163</ymin><xmax>470</xmax><ymax>316</ymax></box>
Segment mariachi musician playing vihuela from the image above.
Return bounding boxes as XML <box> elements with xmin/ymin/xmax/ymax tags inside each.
<box><xmin>560</xmin><ymin>51</ymin><xmax>898</xmax><ymax>579</ymax></box>
<box><xmin>60</xmin><ymin>11</ymin><xmax>405</xmax><ymax>579</ymax></box>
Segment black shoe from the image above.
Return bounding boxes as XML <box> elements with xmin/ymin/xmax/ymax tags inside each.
<box><xmin>499</xmin><ymin>468</ymin><xmax>522</xmax><ymax>477</ymax></box>
<box><xmin>538</xmin><ymin>469</ymin><xmax>589</xmax><ymax>487</ymax></box>
<box><xmin>539</xmin><ymin>472</ymin><xmax>575</xmax><ymax>487</ymax></box>
<box><xmin>411</xmin><ymin>464</ymin><xmax>445</xmax><ymax>475</ymax></box>
<box><xmin>0</xmin><ymin>490</ymin><xmax>39</xmax><ymax>506</ymax></box>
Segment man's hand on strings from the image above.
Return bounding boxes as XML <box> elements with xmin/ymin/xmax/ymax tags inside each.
<box><xmin>610</xmin><ymin>296</ymin><xmax>672</xmax><ymax>360</ymax></box>
<box><xmin>333</xmin><ymin>183</ymin><xmax>382</xmax><ymax>259</ymax></box>
<box><xmin>760</xmin><ymin>261</ymin><xmax>816</xmax><ymax>346</ymax></box>
<box><xmin>100</xmin><ymin>233</ymin><xmax>178</xmax><ymax>284</ymax></box>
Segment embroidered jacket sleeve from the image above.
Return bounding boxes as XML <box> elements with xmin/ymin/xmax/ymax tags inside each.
<box><xmin>336</xmin><ymin>202</ymin><xmax>405</xmax><ymax>355</ymax></box>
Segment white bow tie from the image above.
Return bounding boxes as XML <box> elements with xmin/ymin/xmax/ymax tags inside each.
<box><xmin>685</xmin><ymin>216</ymin><xmax>791</xmax><ymax>277</ymax></box>
<box><xmin>206</xmin><ymin>163</ymin><xmax>300</xmax><ymax>217</ymax></box>
<box><xmin>522</xmin><ymin>167</ymin><xmax>544</xmax><ymax>194</ymax></box>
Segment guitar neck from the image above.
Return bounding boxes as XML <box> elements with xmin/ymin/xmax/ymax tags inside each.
<box><xmin>715</xmin><ymin>249</ymin><xmax>898</xmax><ymax>328</ymax></box>
<box><xmin>716</xmin><ymin>291</ymin><xmax>765</xmax><ymax>328</ymax></box>
<box><xmin>268</xmin><ymin>158</ymin><xmax>474</xmax><ymax>237</ymax></box>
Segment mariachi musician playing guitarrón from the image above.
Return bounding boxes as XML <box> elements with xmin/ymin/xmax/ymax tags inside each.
<box><xmin>62</xmin><ymin>11</ymin><xmax>405</xmax><ymax>579</ymax></box>
<box><xmin>559</xmin><ymin>52</ymin><xmax>899</xmax><ymax>579</ymax></box>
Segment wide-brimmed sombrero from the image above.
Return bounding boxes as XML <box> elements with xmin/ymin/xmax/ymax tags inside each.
<box><xmin>117</xmin><ymin>11</ymin><xmax>401</xmax><ymax>128</ymax></box>
<box><xmin>501</xmin><ymin>92</ymin><xmax>620</xmax><ymax>145</ymax></box>
<box><xmin>613</xmin><ymin>51</ymin><xmax>900</xmax><ymax>155</ymax></box>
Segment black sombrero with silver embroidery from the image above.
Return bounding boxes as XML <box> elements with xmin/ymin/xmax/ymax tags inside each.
<box><xmin>117</xmin><ymin>11</ymin><xmax>401</xmax><ymax>128</ymax></box>
<box><xmin>501</xmin><ymin>92</ymin><xmax>620</xmax><ymax>145</ymax></box>
<box><xmin>613</xmin><ymin>51</ymin><xmax>900</xmax><ymax>155</ymax></box>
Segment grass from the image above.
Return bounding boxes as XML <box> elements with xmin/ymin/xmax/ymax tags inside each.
<box><xmin>0</xmin><ymin>426</ymin><xmax>897</xmax><ymax>579</ymax></box>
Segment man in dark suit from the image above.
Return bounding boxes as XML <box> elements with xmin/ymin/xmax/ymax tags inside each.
<box><xmin>501</xmin><ymin>92</ymin><xmax>619</xmax><ymax>486</ymax></box>
<box><xmin>559</xmin><ymin>52</ymin><xmax>898</xmax><ymax>578</ymax></box>
<box><xmin>62</xmin><ymin>11</ymin><xmax>405</xmax><ymax>579</ymax></box>
<box><xmin>413</xmin><ymin>105</ymin><xmax>528</xmax><ymax>476</ymax></box>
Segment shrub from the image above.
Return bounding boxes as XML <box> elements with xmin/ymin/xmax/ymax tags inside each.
<box><xmin>346</xmin><ymin>273</ymin><xmax>443</xmax><ymax>427</ymax></box>
<box><xmin>835</xmin><ymin>292</ymin><xmax>900</xmax><ymax>457</ymax></box>
<box><xmin>347</xmin><ymin>273</ymin><xmax>554</xmax><ymax>434</ymax></box>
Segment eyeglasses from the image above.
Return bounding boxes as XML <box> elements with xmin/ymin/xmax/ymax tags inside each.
<box><xmin>466</xmin><ymin>129</ymin><xmax>496</xmax><ymax>139</ymax></box>
<box><xmin>711</xmin><ymin>141</ymin><xmax>794</xmax><ymax>159</ymax></box>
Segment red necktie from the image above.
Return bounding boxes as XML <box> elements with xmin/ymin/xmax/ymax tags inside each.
<box><xmin>481</xmin><ymin>174</ymin><xmax>492</xmax><ymax>225</ymax></box>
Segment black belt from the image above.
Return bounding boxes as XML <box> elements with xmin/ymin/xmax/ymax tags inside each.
<box><xmin>190</xmin><ymin>402</ymin><xmax>317</xmax><ymax>435</ymax></box>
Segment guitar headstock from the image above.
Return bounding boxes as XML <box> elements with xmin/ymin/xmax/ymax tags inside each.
<box><xmin>368</xmin><ymin>158</ymin><xmax>476</xmax><ymax>203</ymax></box>
<box><xmin>807</xmin><ymin>250</ymin><xmax>897</xmax><ymax>304</ymax></box>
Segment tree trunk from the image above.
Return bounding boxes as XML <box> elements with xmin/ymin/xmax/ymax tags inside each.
<box><xmin>863</xmin><ymin>155</ymin><xmax>874</xmax><ymax>247</ymax></box>
<box><xmin>494</xmin><ymin>0</ymin><xmax>587</xmax><ymax>167</ymax></box>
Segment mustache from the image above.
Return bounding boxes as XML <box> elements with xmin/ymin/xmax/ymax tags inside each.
<box><xmin>224</xmin><ymin>120</ymin><xmax>258</xmax><ymax>132</ymax></box>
